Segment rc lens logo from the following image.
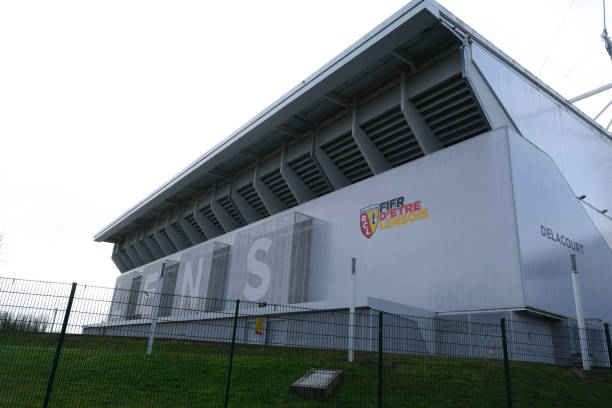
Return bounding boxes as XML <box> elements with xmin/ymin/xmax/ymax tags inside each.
<box><xmin>360</xmin><ymin>196</ymin><xmax>429</xmax><ymax>239</ymax></box>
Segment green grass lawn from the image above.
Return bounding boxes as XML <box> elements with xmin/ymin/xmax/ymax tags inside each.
<box><xmin>1</xmin><ymin>332</ymin><xmax>611</xmax><ymax>407</ymax></box>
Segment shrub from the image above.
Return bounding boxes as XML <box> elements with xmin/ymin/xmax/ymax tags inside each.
<box><xmin>0</xmin><ymin>311</ymin><xmax>49</xmax><ymax>333</ymax></box>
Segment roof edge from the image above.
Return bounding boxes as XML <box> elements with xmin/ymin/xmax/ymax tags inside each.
<box><xmin>94</xmin><ymin>0</ymin><xmax>437</xmax><ymax>242</ymax></box>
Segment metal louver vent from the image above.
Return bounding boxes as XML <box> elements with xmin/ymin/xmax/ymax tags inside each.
<box><xmin>287</xmin><ymin>154</ymin><xmax>331</xmax><ymax>197</ymax></box>
<box><xmin>159</xmin><ymin>228</ymin><xmax>178</xmax><ymax>252</ymax></box>
<box><xmin>261</xmin><ymin>169</ymin><xmax>298</xmax><ymax>208</ymax></box>
<box><xmin>170</xmin><ymin>222</ymin><xmax>189</xmax><ymax>242</ymax></box>
<box><xmin>148</xmin><ymin>233</ymin><xmax>159</xmax><ymax>248</ymax></box>
<box><xmin>184</xmin><ymin>212</ymin><xmax>204</xmax><ymax>236</ymax></box>
<box><xmin>120</xmin><ymin>249</ymin><xmax>134</xmax><ymax>268</ymax></box>
<box><xmin>217</xmin><ymin>195</ymin><xmax>244</xmax><ymax>226</ymax></box>
<box><xmin>362</xmin><ymin>106</ymin><xmax>424</xmax><ymax>167</ymax></box>
<box><xmin>128</xmin><ymin>244</ymin><xmax>142</xmax><ymax>265</ymax></box>
<box><xmin>201</xmin><ymin>205</ymin><xmax>224</xmax><ymax>233</ymax></box>
<box><xmin>321</xmin><ymin>132</ymin><xmax>373</xmax><ymax>183</ymax></box>
<box><xmin>411</xmin><ymin>74</ymin><xmax>489</xmax><ymax>147</ymax></box>
<box><xmin>238</xmin><ymin>183</ymin><xmax>269</xmax><ymax>218</ymax></box>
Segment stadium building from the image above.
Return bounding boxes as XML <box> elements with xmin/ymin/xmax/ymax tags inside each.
<box><xmin>93</xmin><ymin>1</ymin><xmax>612</xmax><ymax>356</ymax></box>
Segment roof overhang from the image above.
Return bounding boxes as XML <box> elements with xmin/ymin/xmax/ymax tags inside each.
<box><xmin>94</xmin><ymin>0</ymin><xmax>442</xmax><ymax>242</ymax></box>
<box><xmin>94</xmin><ymin>0</ymin><xmax>610</xmax><ymax>243</ymax></box>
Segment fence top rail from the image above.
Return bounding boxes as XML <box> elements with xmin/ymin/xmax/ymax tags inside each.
<box><xmin>2</xmin><ymin>275</ymin><xmax>610</xmax><ymax>338</ymax></box>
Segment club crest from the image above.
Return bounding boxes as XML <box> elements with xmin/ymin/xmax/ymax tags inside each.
<box><xmin>360</xmin><ymin>205</ymin><xmax>379</xmax><ymax>239</ymax></box>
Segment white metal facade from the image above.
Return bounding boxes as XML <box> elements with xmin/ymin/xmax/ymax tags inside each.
<box><xmin>101</xmin><ymin>1</ymin><xmax>612</xmax><ymax>325</ymax></box>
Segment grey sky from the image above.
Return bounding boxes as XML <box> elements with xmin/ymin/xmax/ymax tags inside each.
<box><xmin>0</xmin><ymin>0</ymin><xmax>610</xmax><ymax>287</ymax></box>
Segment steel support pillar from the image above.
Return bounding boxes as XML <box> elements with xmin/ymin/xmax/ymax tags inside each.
<box><xmin>351</xmin><ymin>108</ymin><xmax>392</xmax><ymax>175</ymax></box>
<box><xmin>134</xmin><ymin>238</ymin><xmax>154</xmax><ymax>264</ymax></box>
<box><xmin>280</xmin><ymin>145</ymin><xmax>315</xmax><ymax>203</ymax></box>
<box><xmin>311</xmin><ymin>130</ymin><xmax>349</xmax><ymax>190</ymax></box>
<box><xmin>143</xmin><ymin>235</ymin><xmax>165</xmax><ymax>259</ymax></box>
<box><xmin>193</xmin><ymin>201</ymin><xmax>223</xmax><ymax>239</ymax></box>
<box><xmin>210</xmin><ymin>188</ymin><xmax>241</xmax><ymax>232</ymax></box>
<box><xmin>253</xmin><ymin>164</ymin><xmax>286</xmax><ymax>215</ymax></box>
<box><xmin>177</xmin><ymin>209</ymin><xmax>204</xmax><ymax>245</ymax></box>
<box><xmin>111</xmin><ymin>243</ymin><xmax>129</xmax><ymax>272</ymax></box>
<box><xmin>153</xmin><ymin>223</ymin><xmax>176</xmax><ymax>255</ymax></box>
<box><xmin>230</xmin><ymin>182</ymin><xmax>261</xmax><ymax>224</ymax></box>
<box><xmin>123</xmin><ymin>239</ymin><xmax>144</xmax><ymax>267</ymax></box>
<box><xmin>165</xmin><ymin>222</ymin><xmax>190</xmax><ymax>251</ymax></box>
<box><xmin>400</xmin><ymin>72</ymin><xmax>443</xmax><ymax>154</ymax></box>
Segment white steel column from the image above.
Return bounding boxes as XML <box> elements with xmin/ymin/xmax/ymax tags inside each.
<box><xmin>348</xmin><ymin>257</ymin><xmax>356</xmax><ymax>363</ymax></box>
<box><xmin>571</xmin><ymin>254</ymin><xmax>591</xmax><ymax>370</ymax></box>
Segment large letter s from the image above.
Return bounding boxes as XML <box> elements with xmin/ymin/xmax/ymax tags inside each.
<box><xmin>242</xmin><ymin>237</ymin><xmax>272</xmax><ymax>301</ymax></box>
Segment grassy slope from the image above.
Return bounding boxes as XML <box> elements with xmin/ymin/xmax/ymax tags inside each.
<box><xmin>0</xmin><ymin>332</ymin><xmax>611</xmax><ymax>407</ymax></box>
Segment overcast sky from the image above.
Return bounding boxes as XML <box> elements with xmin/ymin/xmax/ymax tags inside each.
<box><xmin>1</xmin><ymin>0</ymin><xmax>610</xmax><ymax>288</ymax></box>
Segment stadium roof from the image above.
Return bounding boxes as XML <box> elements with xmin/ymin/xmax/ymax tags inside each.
<box><xmin>94</xmin><ymin>0</ymin><xmax>610</xmax><ymax>248</ymax></box>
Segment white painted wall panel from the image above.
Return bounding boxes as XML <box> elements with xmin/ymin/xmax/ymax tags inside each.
<box><xmin>113</xmin><ymin>128</ymin><xmax>525</xmax><ymax>314</ymax></box>
<box><xmin>508</xmin><ymin>130</ymin><xmax>612</xmax><ymax>321</ymax></box>
<box><xmin>472</xmin><ymin>43</ymin><xmax>612</xmax><ymax>249</ymax></box>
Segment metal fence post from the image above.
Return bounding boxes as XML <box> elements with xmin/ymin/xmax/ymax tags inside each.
<box><xmin>378</xmin><ymin>311</ymin><xmax>383</xmax><ymax>408</ymax></box>
<box><xmin>224</xmin><ymin>299</ymin><xmax>240</xmax><ymax>408</ymax></box>
<box><xmin>42</xmin><ymin>282</ymin><xmax>77</xmax><ymax>408</ymax></box>
<box><xmin>605</xmin><ymin>323</ymin><xmax>612</xmax><ymax>373</ymax></box>
<box><xmin>500</xmin><ymin>318</ymin><xmax>513</xmax><ymax>408</ymax></box>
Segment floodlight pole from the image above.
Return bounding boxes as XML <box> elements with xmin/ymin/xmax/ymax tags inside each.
<box><xmin>570</xmin><ymin>254</ymin><xmax>591</xmax><ymax>370</ymax></box>
<box><xmin>348</xmin><ymin>257</ymin><xmax>356</xmax><ymax>362</ymax></box>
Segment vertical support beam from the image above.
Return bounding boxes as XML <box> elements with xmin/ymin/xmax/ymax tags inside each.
<box><xmin>311</xmin><ymin>129</ymin><xmax>349</xmax><ymax>190</ymax></box>
<box><xmin>111</xmin><ymin>243</ymin><xmax>129</xmax><ymax>272</ymax></box>
<box><xmin>253</xmin><ymin>164</ymin><xmax>286</xmax><ymax>214</ymax></box>
<box><xmin>210</xmin><ymin>186</ymin><xmax>242</xmax><ymax>232</ymax></box>
<box><xmin>348</xmin><ymin>257</ymin><xmax>356</xmax><ymax>363</ymax></box>
<box><xmin>352</xmin><ymin>107</ymin><xmax>392</xmax><ymax>174</ymax></box>
<box><xmin>571</xmin><ymin>254</ymin><xmax>591</xmax><ymax>370</ymax></box>
<box><xmin>280</xmin><ymin>145</ymin><xmax>315</xmax><ymax>203</ymax></box>
<box><xmin>143</xmin><ymin>235</ymin><xmax>165</xmax><ymax>259</ymax></box>
<box><xmin>230</xmin><ymin>181</ymin><xmax>261</xmax><ymax>224</ymax></box>
<box><xmin>177</xmin><ymin>207</ymin><xmax>204</xmax><ymax>245</ymax></box>
<box><xmin>194</xmin><ymin>199</ymin><xmax>223</xmax><ymax>239</ymax></box>
<box><xmin>153</xmin><ymin>222</ymin><xmax>176</xmax><ymax>256</ymax></box>
<box><xmin>400</xmin><ymin>72</ymin><xmax>443</xmax><ymax>154</ymax></box>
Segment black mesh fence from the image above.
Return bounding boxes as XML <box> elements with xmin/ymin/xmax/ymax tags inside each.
<box><xmin>1</xmin><ymin>276</ymin><xmax>611</xmax><ymax>407</ymax></box>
